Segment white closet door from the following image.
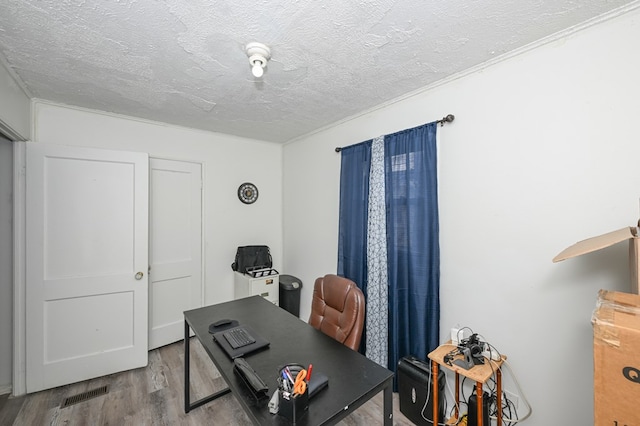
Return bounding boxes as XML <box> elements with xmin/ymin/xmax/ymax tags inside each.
<box><xmin>26</xmin><ymin>143</ymin><xmax>149</xmax><ymax>393</ymax></box>
<box><xmin>149</xmin><ymin>158</ymin><xmax>202</xmax><ymax>350</ymax></box>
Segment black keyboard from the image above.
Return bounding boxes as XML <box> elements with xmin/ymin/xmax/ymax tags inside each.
<box><xmin>223</xmin><ymin>327</ymin><xmax>256</xmax><ymax>349</ymax></box>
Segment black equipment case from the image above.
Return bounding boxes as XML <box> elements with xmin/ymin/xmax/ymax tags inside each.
<box><xmin>231</xmin><ymin>245</ymin><xmax>272</xmax><ymax>274</ymax></box>
<box><xmin>398</xmin><ymin>355</ymin><xmax>446</xmax><ymax>425</ymax></box>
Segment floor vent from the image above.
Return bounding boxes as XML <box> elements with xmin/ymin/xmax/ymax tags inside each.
<box><xmin>61</xmin><ymin>385</ymin><xmax>110</xmax><ymax>408</ymax></box>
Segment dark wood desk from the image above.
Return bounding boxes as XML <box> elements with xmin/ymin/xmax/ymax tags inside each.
<box><xmin>184</xmin><ymin>296</ymin><xmax>394</xmax><ymax>425</ymax></box>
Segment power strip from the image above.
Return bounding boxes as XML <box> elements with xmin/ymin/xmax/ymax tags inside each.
<box><xmin>451</xmin><ymin>327</ymin><xmax>461</xmax><ymax>346</ymax></box>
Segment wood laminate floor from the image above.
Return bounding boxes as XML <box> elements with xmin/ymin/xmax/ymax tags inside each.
<box><xmin>0</xmin><ymin>338</ymin><xmax>415</xmax><ymax>425</ymax></box>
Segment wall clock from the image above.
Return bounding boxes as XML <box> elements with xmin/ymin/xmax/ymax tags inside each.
<box><xmin>237</xmin><ymin>182</ymin><xmax>259</xmax><ymax>204</ymax></box>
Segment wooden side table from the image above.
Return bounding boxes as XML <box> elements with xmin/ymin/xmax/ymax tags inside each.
<box><xmin>428</xmin><ymin>342</ymin><xmax>506</xmax><ymax>426</ymax></box>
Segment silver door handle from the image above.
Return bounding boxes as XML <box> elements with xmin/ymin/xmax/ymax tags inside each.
<box><xmin>135</xmin><ymin>271</ymin><xmax>144</xmax><ymax>280</ymax></box>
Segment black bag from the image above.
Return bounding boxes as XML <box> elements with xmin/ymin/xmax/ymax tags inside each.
<box><xmin>231</xmin><ymin>245</ymin><xmax>273</xmax><ymax>273</ymax></box>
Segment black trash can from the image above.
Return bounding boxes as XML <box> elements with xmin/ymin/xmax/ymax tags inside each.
<box><xmin>279</xmin><ymin>275</ymin><xmax>303</xmax><ymax>317</ymax></box>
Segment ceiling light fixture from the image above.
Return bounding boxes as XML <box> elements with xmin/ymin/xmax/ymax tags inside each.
<box><xmin>245</xmin><ymin>42</ymin><xmax>271</xmax><ymax>78</ymax></box>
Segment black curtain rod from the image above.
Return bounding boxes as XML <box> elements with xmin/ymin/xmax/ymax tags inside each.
<box><xmin>334</xmin><ymin>114</ymin><xmax>455</xmax><ymax>153</ymax></box>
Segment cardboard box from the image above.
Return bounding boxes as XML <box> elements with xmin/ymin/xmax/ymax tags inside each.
<box><xmin>592</xmin><ymin>290</ymin><xmax>640</xmax><ymax>425</ymax></box>
<box><xmin>553</xmin><ymin>226</ymin><xmax>640</xmax><ymax>294</ymax></box>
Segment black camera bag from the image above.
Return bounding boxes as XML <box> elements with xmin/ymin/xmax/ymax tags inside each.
<box><xmin>231</xmin><ymin>245</ymin><xmax>272</xmax><ymax>273</ymax></box>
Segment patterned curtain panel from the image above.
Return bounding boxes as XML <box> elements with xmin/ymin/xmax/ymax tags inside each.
<box><xmin>366</xmin><ymin>136</ymin><xmax>388</xmax><ymax>366</ymax></box>
<box><xmin>338</xmin><ymin>122</ymin><xmax>440</xmax><ymax>388</ymax></box>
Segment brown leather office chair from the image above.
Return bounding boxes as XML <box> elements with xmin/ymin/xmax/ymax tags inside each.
<box><xmin>308</xmin><ymin>274</ymin><xmax>365</xmax><ymax>351</ymax></box>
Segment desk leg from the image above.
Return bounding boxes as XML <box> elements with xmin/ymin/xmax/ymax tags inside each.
<box><xmin>184</xmin><ymin>320</ymin><xmax>191</xmax><ymax>413</ymax></box>
<box><xmin>476</xmin><ymin>382</ymin><xmax>483</xmax><ymax>426</ymax></box>
<box><xmin>183</xmin><ymin>319</ymin><xmax>231</xmax><ymax>413</ymax></box>
<box><xmin>383</xmin><ymin>380</ymin><xmax>393</xmax><ymax>426</ymax></box>
<box><xmin>432</xmin><ymin>360</ymin><xmax>439</xmax><ymax>425</ymax></box>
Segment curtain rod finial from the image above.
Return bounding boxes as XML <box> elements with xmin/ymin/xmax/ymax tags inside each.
<box><xmin>439</xmin><ymin>114</ymin><xmax>455</xmax><ymax>126</ymax></box>
<box><xmin>335</xmin><ymin>147</ymin><xmax>342</xmax><ymax>153</ymax></box>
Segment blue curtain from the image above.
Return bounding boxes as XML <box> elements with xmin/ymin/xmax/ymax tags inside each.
<box><xmin>337</xmin><ymin>121</ymin><xmax>440</xmax><ymax>389</ymax></box>
<box><xmin>337</xmin><ymin>140</ymin><xmax>372</xmax><ymax>339</ymax></box>
<box><xmin>384</xmin><ymin>122</ymin><xmax>440</xmax><ymax>386</ymax></box>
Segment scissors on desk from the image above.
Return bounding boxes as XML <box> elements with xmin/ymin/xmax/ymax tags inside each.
<box><xmin>293</xmin><ymin>369</ymin><xmax>307</xmax><ymax>396</ymax></box>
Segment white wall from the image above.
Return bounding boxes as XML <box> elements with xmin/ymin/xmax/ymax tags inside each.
<box><xmin>0</xmin><ymin>136</ymin><xmax>13</xmax><ymax>394</ymax></box>
<box><xmin>0</xmin><ymin>61</ymin><xmax>30</xmax><ymax>140</ymax></box>
<box><xmin>33</xmin><ymin>101</ymin><xmax>283</xmax><ymax>305</ymax></box>
<box><xmin>283</xmin><ymin>8</ymin><xmax>640</xmax><ymax>426</ymax></box>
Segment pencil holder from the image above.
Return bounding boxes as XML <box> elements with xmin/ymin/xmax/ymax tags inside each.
<box><xmin>277</xmin><ymin>364</ymin><xmax>309</xmax><ymax>423</ymax></box>
<box><xmin>278</xmin><ymin>387</ymin><xmax>308</xmax><ymax>423</ymax></box>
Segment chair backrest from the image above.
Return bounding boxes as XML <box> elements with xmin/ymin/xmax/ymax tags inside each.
<box><xmin>308</xmin><ymin>274</ymin><xmax>365</xmax><ymax>351</ymax></box>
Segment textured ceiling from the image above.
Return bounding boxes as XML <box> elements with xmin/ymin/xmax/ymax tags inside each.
<box><xmin>0</xmin><ymin>0</ymin><xmax>638</xmax><ymax>143</ymax></box>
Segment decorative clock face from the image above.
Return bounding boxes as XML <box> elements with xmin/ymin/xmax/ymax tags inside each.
<box><xmin>238</xmin><ymin>182</ymin><xmax>259</xmax><ymax>204</ymax></box>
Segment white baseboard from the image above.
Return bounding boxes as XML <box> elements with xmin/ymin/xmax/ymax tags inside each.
<box><xmin>0</xmin><ymin>384</ymin><xmax>12</xmax><ymax>396</ymax></box>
